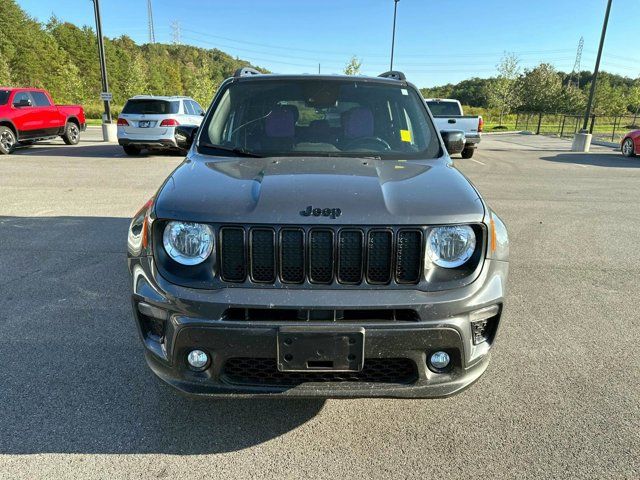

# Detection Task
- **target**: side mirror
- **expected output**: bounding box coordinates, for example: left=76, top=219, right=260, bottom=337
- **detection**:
left=440, top=130, right=465, bottom=155
left=175, top=125, right=199, bottom=151
left=199, top=111, right=205, bottom=117
left=14, top=99, right=31, bottom=108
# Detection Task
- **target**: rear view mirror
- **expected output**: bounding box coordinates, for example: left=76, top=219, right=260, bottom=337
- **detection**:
left=175, top=125, right=199, bottom=151
left=440, top=130, right=465, bottom=155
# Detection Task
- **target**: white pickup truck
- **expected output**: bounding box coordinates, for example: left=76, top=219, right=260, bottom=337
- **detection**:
left=425, top=98, right=483, bottom=159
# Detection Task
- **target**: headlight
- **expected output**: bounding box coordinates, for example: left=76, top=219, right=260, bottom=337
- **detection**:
left=163, top=221, right=214, bottom=265
left=426, top=225, right=476, bottom=268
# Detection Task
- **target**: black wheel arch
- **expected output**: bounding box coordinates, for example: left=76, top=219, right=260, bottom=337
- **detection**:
left=0, top=119, right=18, bottom=138
left=66, top=116, right=80, bottom=128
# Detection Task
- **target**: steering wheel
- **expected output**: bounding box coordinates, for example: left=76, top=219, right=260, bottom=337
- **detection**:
left=343, top=136, right=392, bottom=152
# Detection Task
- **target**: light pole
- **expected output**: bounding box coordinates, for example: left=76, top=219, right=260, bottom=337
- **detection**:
left=389, top=0, right=400, bottom=71
left=91, top=0, right=111, bottom=123
left=581, top=0, right=612, bottom=132
left=572, top=0, right=612, bottom=152
left=91, top=0, right=117, bottom=141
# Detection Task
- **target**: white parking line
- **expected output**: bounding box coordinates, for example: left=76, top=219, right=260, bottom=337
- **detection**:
left=470, top=158, right=486, bottom=165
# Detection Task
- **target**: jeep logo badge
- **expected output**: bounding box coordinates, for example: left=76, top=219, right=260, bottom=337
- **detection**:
left=300, top=206, right=342, bottom=219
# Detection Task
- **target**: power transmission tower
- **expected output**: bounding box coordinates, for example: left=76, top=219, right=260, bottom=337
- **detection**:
left=147, top=0, right=156, bottom=44
left=170, top=21, right=181, bottom=45
left=567, top=36, right=584, bottom=88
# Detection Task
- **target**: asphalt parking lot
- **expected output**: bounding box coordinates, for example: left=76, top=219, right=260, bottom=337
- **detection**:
left=0, top=129, right=638, bottom=479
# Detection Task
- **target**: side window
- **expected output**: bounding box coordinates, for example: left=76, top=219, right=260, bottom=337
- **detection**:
left=191, top=100, right=204, bottom=115
left=183, top=100, right=195, bottom=115
left=31, top=91, right=52, bottom=107
left=13, top=92, right=32, bottom=107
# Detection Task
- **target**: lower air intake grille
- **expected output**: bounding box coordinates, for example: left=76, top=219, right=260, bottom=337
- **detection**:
left=222, top=358, right=418, bottom=386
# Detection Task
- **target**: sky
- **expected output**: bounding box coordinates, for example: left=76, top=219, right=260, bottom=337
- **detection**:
left=17, top=0, right=640, bottom=87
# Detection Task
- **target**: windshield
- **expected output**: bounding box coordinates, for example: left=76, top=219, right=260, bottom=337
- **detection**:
left=199, top=79, right=440, bottom=159
left=122, top=99, right=179, bottom=115
left=0, top=90, right=10, bottom=106
left=426, top=100, right=462, bottom=116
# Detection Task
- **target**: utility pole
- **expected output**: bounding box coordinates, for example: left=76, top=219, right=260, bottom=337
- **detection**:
left=572, top=0, right=612, bottom=152
left=389, top=0, right=400, bottom=71
left=91, top=0, right=113, bottom=140
left=582, top=0, right=612, bottom=132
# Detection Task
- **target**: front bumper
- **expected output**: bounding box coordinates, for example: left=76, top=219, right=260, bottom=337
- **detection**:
left=129, top=254, right=507, bottom=398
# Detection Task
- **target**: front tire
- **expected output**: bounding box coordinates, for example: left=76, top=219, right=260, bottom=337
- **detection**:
left=0, top=126, right=17, bottom=154
left=461, top=147, right=475, bottom=159
left=621, top=138, right=636, bottom=157
left=123, top=145, right=142, bottom=156
left=62, top=122, right=80, bottom=145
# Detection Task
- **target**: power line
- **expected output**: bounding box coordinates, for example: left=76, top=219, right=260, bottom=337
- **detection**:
left=147, top=0, right=156, bottom=44
left=179, top=27, right=575, bottom=59
left=180, top=34, right=576, bottom=69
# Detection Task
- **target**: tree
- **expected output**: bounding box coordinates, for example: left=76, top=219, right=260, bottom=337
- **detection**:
left=627, top=81, right=640, bottom=126
left=590, top=77, right=627, bottom=116
left=488, top=53, right=520, bottom=125
left=344, top=56, right=362, bottom=76
left=517, top=63, right=564, bottom=113
left=0, top=55, right=11, bottom=85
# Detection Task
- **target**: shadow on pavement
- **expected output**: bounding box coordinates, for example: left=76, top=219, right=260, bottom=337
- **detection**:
left=0, top=216, right=324, bottom=454
left=540, top=152, right=640, bottom=168
left=10, top=143, right=184, bottom=159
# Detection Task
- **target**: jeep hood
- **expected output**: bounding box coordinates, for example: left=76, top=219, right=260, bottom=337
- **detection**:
left=154, top=154, right=485, bottom=225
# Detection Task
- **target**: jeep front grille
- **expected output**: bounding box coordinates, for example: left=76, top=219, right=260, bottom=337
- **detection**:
left=219, top=226, right=424, bottom=285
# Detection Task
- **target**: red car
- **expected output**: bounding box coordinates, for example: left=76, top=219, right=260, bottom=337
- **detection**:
left=621, top=130, right=640, bottom=157
left=0, top=87, right=86, bottom=154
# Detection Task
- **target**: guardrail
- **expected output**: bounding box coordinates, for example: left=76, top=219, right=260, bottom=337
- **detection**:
left=515, top=113, right=640, bottom=144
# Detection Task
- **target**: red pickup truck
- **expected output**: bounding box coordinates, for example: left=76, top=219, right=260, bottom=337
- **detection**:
left=0, top=87, right=86, bottom=154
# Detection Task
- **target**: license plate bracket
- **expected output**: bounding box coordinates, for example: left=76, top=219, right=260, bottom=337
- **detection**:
left=277, top=327, right=365, bottom=372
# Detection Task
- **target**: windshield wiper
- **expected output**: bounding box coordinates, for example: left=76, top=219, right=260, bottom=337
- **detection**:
left=199, top=143, right=264, bottom=158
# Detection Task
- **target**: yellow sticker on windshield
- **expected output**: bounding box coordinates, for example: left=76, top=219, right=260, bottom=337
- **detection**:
left=400, top=129, right=412, bottom=142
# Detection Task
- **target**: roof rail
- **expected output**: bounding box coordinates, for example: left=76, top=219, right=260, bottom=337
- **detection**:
left=234, top=67, right=262, bottom=78
left=378, top=71, right=406, bottom=81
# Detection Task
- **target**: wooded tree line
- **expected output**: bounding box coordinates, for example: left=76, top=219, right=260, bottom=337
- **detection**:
left=420, top=54, right=640, bottom=121
left=2, top=0, right=638, bottom=122
left=0, top=0, right=261, bottom=117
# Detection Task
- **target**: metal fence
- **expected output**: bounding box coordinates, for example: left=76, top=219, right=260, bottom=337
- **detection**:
left=515, top=113, right=640, bottom=144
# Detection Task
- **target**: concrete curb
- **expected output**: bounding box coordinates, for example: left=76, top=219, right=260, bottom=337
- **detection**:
left=483, top=131, right=524, bottom=135
left=591, top=139, right=620, bottom=149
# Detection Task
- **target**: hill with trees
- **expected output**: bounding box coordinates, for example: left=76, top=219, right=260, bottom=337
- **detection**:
left=420, top=55, right=640, bottom=122
left=1, top=0, right=638, bottom=123
left=0, top=0, right=263, bottom=117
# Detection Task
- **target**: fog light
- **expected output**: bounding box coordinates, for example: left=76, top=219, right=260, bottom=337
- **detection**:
left=187, top=349, right=209, bottom=369
left=429, top=351, right=450, bottom=370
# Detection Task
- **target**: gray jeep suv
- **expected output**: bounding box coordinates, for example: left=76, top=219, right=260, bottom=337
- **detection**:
left=127, top=68, right=509, bottom=398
